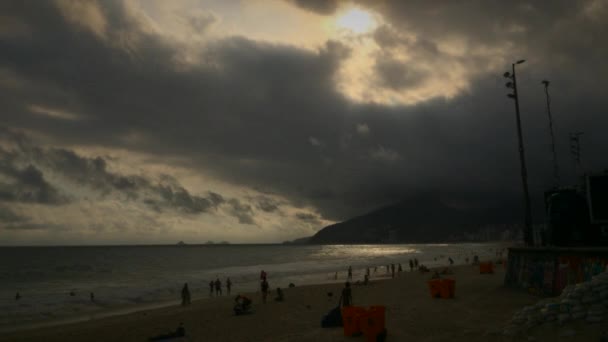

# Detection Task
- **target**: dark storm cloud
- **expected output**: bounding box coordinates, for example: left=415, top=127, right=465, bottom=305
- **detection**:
left=0, top=153, right=67, bottom=204
left=0, top=127, right=236, bottom=217
left=373, top=54, right=427, bottom=90
left=227, top=199, right=255, bottom=225
left=288, top=0, right=339, bottom=15
left=0, top=205, right=25, bottom=223
left=1, top=0, right=608, bottom=227
left=295, top=212, right=322, bottom=225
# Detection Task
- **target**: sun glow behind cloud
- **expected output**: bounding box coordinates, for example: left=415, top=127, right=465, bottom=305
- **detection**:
left=335, top=8, right=377, bottom=34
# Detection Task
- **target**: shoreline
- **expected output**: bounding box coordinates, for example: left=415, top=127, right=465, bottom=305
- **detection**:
left=0, top=263, right=557, bottom=342
left=1, top=254, right=503, bottom=335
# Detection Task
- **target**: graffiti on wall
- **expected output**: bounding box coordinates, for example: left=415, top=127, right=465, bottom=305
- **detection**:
left=505, top=250, right=608, bottom=296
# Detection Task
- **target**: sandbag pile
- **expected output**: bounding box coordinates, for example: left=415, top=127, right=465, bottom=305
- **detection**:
left=503, top=270, right=608, bottom=336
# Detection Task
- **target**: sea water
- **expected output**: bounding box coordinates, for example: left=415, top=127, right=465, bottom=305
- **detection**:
left=0, top=243, right=506, bottom=331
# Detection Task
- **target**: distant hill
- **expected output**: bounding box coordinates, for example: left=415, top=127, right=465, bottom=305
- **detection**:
left=309, top=195, right=523, bottom=244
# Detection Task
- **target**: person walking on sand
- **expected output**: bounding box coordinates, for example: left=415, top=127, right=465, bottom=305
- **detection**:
left=215, top=278, right=222, bottom=296
left=209, top=280, right=214, bottom=297
left=347, top=266, right=353, bottom=280
left=409, top=259, right=414, bottom=272
left=181, top=283, right=191, bottom=306
left=226, top=277, right=232, bottom=295
left=339, top=282, right=352, bottom=307
left=261, top=279, right=269, bottom=303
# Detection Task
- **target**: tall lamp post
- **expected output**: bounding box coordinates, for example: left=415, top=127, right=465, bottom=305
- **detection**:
left=504, top=60, right=533, bottom=246
left=541, top=80, right=560, bottom=188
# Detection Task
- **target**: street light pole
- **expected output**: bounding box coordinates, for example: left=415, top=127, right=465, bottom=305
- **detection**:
left=542, top=80, right=560, bottom=188
left=504, top=60, right=533, bottom=246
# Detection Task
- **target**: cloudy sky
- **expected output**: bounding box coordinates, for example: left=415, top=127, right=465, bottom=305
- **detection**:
left=1, top=0, right=607, bottom=245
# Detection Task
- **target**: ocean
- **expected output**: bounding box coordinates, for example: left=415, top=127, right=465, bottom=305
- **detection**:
left=0, top=243, right=506, bottom=332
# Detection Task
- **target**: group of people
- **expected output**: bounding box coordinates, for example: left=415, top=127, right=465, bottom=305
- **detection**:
left=179, top=276, right=233, bottom=306
left=209, top=277, right=232, bottom=297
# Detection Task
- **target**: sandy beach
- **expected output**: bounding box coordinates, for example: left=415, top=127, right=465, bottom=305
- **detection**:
left=1, top=265, right=604, bottom=342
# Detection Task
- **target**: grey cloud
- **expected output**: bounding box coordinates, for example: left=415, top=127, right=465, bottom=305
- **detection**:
left=1, top=0, right=607, bottom=228
left=228, top=199, right=255, bottom=225
left=288, top=0, right=339, bottom=14
left=374, top=54, right=427, bottom=90
left=295, top=212, right=322, bottom=225
left=0, top=205, right=25, bottom=223
left=253, top=196, right=282, bottom=213
left=0, top=159, right=67, bottom=204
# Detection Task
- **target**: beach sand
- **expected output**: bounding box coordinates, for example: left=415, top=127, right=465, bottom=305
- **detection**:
left=1, top=265, right=604, bottom=341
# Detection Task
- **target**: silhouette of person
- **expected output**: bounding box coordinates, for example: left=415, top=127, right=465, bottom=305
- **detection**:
left=449, top=257, right=454, bottom=266
left=15, top=292, right=21, bottom=301
left=261, top=279, right=269, bottom=303
left=90, top=292, right=95, bottom=302
left=398, top=263, right=403, bottom=272
left=209, top=280, right=214, bottom=297
left=391, top=264, right=395, bottom=278
left=215, top=278, right=222, bottom=296
left=275, top=287, right=284, bottom=302
left=226, top=277, right=232, bottom=295
left=347, top=266, right=353, bottom=280
left=414, top=258, right=419, bottom=268
left=409, top=259, right=414, bottom=272
left=334, top=271, right=338, bottom=280
left=260, top=270, right=267, bottom=281
left=339, top=282, right=352, bottom=307
left=181, top=283, right=191, bottom=306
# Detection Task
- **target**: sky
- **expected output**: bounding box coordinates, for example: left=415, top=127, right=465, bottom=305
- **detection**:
left=1, top=0, right=607, bottom=245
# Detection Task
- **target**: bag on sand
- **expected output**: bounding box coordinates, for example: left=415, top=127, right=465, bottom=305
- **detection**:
left=321, top=306, right=343, bottom=328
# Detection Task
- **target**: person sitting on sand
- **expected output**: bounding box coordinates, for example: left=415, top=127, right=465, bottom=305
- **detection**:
left=275, top=287, right=284, bottom=302
left=234, top=295, right=252, bottom=315
left=339, top=282, right=352, bottom=307
left=148, top=322, right=186, bottom=341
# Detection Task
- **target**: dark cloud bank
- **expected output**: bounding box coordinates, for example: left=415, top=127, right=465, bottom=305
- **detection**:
left=1, top=0, right=608, bottom=239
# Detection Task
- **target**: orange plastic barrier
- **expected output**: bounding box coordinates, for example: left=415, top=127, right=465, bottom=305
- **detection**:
left=440, top=279, right=456, bottom=299
left=479, top=262, right=494, bottom=274
left=341, top=306, right=366, bottom=336
left=427, top=279, right=442, bottom=298
left=359, top=306, right=386, bottom=342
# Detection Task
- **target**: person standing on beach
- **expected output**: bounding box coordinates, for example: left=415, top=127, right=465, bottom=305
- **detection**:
left=226, top=277, right=232, bottom=295
left=339, top=282, right=352, bottom=307
left=261, top=279, right=269, bottom=303
left=90, top=292, right=95, bottom=302
left=366, top=267, right=370, bottom=278
left=209, top=280, right=214, bottom=297
left=215, top=278, right=222, bottom=296
left=391, top=264, right=395, bottom=278
left=260, top=270, right=267, bottom=281
left=414, top=258, right=419, bottom=269
left=398, top=263, right=403, bottom=273
left=409, top=259, right=414, bottom=272
left=347, top=266, right=352, bottom=280
left=181, top=283, right=191, bottom=306
left=15, top=292, right=20, bottom=300
left=448, top=257, right=454, bottom=266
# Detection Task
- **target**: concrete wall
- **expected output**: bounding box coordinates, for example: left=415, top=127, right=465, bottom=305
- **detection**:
left=504, top=247, right=608, bottom=296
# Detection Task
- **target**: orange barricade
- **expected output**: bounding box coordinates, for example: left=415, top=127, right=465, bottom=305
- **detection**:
left=440, top=279, right=456, bottom=299
left=360, top=306, right=386, bottom=342
left=341, top=306, right=366, bottom=336
left=479, top=262, right=494, bottom=274
left=427, top=279, right=442, bottom=298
